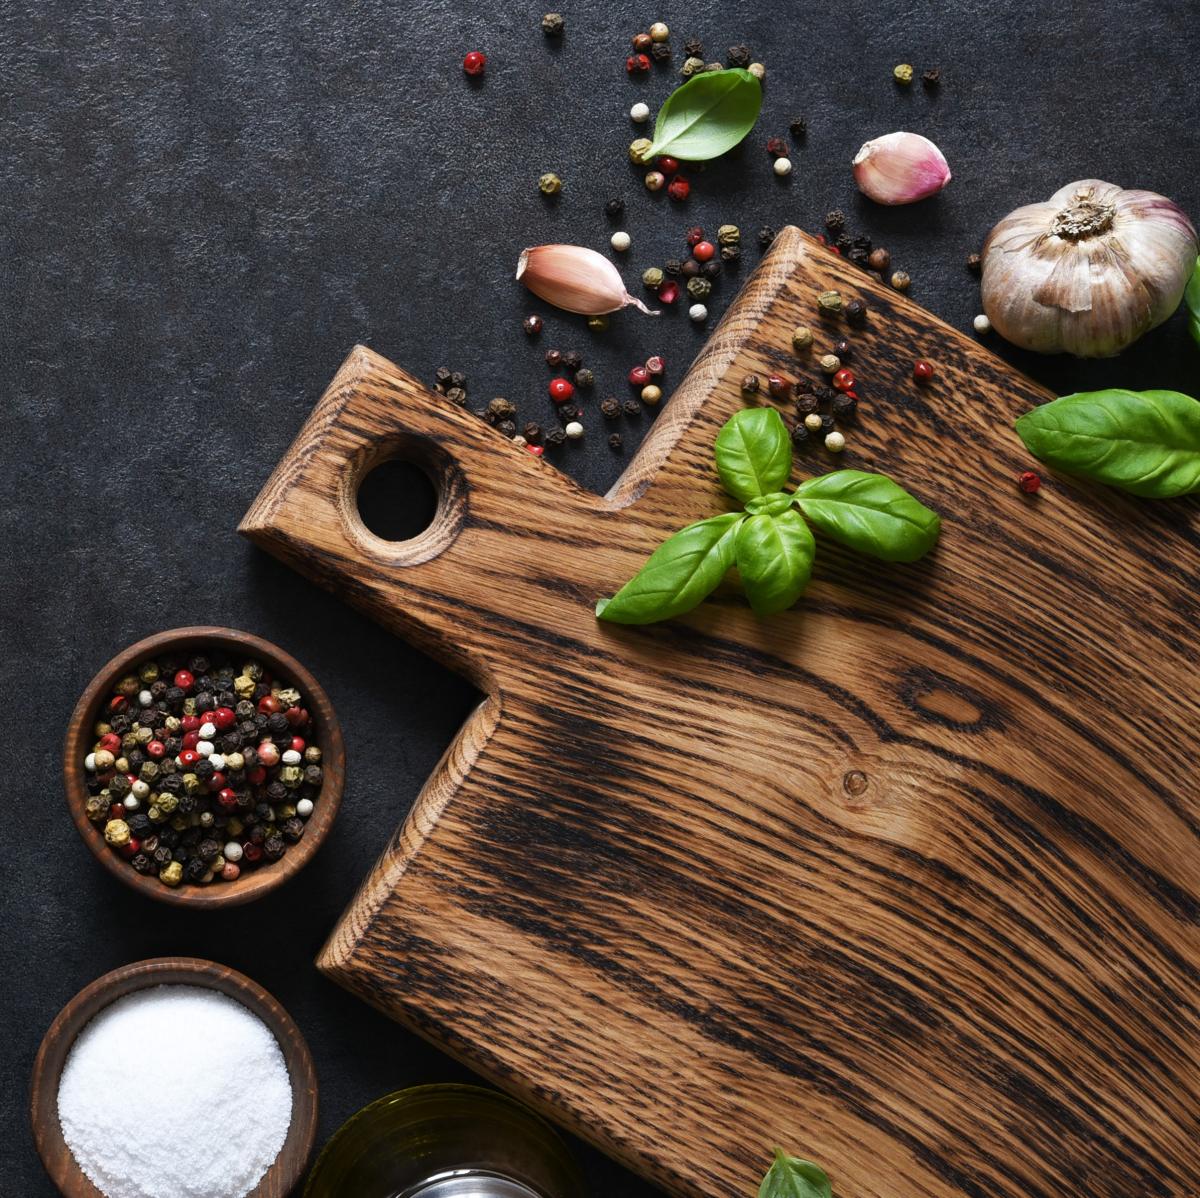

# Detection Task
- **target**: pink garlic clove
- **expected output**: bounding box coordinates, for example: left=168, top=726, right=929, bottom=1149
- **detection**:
left=516, top=244, right=659, bottom=316
left=852, top=132, right=951, bottom=205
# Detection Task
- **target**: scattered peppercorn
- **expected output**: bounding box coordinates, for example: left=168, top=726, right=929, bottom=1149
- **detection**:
left=686, top=277, right=711, bottom=300
left=835, top=232, right=854, bottom=254
left=649, top=21, right=669, bottom=42
left=824, top=210, right=845, bottom=234
left=629, top=137, right=652, bottom=163
left=891, top=270, right=911, bottom=292
left=720, top=244, right=741, bottom=262
left=748, top=62, right=765, bottom=80
left=523, top=315, right=543, bottom=336
left=562, top=350, right=583, bottom=371
left=832, top=338, right=852, bottom=361
left=605, top=198, right=626, bottom=221
left=966, top=252, right=982, bottom=273
left=574, top=367, right=595, bottom=387
left=845, top=299, right=868, bottom=326
left=758, top=226, right=777, bottom=249
left=700, top=260, right=721, bottom=280
left=608, top=433, right=624, bottom=450
left=832, top=393, right=858, bottom=424
left=789, top=116, right=807, bottom=139
left=790, top=422, right=809, bottom=446
left=664, top=258, right=682, bottom=276
left=819, top=353, right=841, bottom=374
left=632, top=32, right=653, bottom=52
left=795, top=392, right=819, bottom=416
left=627, top=53, right=651, bottom=73
left=642, top=267, right=665, bottom=289
left=644, top=170, right=665, bottom=192
left=727, top=44, right=751, bottom=67
left=486, top=397, right=517, bottom=423
left=657, top=280, right=680, bottom=304
left=84, top=650, right=323, bottom=887
left=893, top=62, right=914, bottom=84
left=767, top=374, right=789, bottom=399
left=645, top=355, right=665, bottom=375
left=817, top=290, right=844, bottom=316
left=542, top=12, right=564, bottom=35
left=680, top=55, right=705, bottom=78
left=765, top=135, right=788, bottom=157
left=792, top=326, right=813, bottom=351
left=717, top=224, right=740, bottom=247
left=922, top=67, right=941, bottom=88
left=587, top=316, right=609, bottom=332
left=667, top=176, right=690, bottom=201
left=434, top=366, right=452, bottom=390
left=545, top=348, right=562, bottom=367
left=538, top=172, right=562, bottom=196
left=741, top=374, right=760, bottom=394
left=867, top=247, right=891, bottom=274
left=600, top=397, right=621, bottom=419
left=523, top=422, right=543, bottom=444
left=913, top=359, right=935, bottom=382
left=641, top=384, right=662, bottom=405
left=463, top=51, right=487, bottom=77
left=683, top=36, right=704, bottom=56
left=545, top=427, right=567, bottom=446
left=1018, top=471, right=1042, bottom=494
left=622, top=398, right=642, bottom=417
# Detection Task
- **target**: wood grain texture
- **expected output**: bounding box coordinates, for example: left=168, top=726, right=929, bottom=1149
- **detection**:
left=240, top=227, right=1200, bottom=1198
left=30, top=957, right=318, bottom=1196
left=63, top=626, right=345, bottom=908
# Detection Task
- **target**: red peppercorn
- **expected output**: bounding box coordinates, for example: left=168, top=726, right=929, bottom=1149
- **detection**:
left=173, top=669, right=194, bottom=692
left=178, top=749, right=200, bottom=768
left=1018, top=470, right=1042, bottom=494
left=182, top=730, right=200, bottom=750
left=146, top=740, right=165, bottom=760
left=548, top=377, right=575, bottom=403
left=212, top=706, right=236, bottom=729
left=120, top=838, right=140, bottom=859
left=631, top=32, right=652, bottom=51
left=656, top=156, right=679, bottom=175
left=180, top=714, right=201, bottom=732
left=285, top=705, right=307, bottom=727
left=657, top=280, right=679, bottom=304
left=216, top=788, right=238, bottom=812
left=832, top=368, right=856, bottom=392
left=767, top=374, right=789, bottom=399
left=242, top=842, right=264, bottom=864
left=523, top=314, right=543, bottom=336
left=98, top=732, right=122, bottom=753
left=109, top=695, right=127, bottom=712
left=207, top=772, right=227, bottom=793
left=666, top=175, right=690, bottom=201
left=290, top=736, right=306, bottom=752
left=645, top=355, right=665, bottom=376
left=248, top=766, right=267, bottom=786
left=527, top=444, right=544, bottom=457
left=628, top=364, right=650, bottom=387
left=685, top=226, right=704, bottom=246
left=626, top=53, right=651, bottom=73
left=258, top=695, right=281, bottom=715
left=766, top=135, right=788, bottom=156
left=462, top=51, right=486, bottom=76
left=913, top=359, right=934, bottom=382
left=692, top=240, right=715, bottom=262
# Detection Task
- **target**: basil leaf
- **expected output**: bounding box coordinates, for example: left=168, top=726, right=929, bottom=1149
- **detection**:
left=1015, top=389, right=1200, bottom=498
left=793, top=470, right=941, bottom=562
left=735, top=511, right=815, bottom=616
left=644, top=68, right=763, bottom=162
left=596, top=512, right=743, bottom=624
left=714, top=408, right=792, bottom=502
left=745, top=491, right=794, bottom=517
left=1185, top=256, right=1200, bottom=350
left=758, top=1149, right=833, bottom=1198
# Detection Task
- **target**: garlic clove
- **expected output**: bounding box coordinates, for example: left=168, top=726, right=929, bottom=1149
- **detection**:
left=851, top=132, right=951, bottom=205
left=516, top=244, right=659, bottom=316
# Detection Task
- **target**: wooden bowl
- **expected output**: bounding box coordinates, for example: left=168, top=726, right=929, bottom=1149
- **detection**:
left=31, top=957, right=319, bottom=1197
left=64, top=626, right=345, bottom=908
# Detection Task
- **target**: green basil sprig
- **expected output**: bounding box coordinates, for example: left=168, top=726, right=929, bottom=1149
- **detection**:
left=596, top=408, right=941, bottom=624
left=1015, top=388, right=1200, bottom=498
left=643, top=68, right=763, bottom=162
left=1185, top=256, right=1199, bottom=349
left=758, top=1149, right=833, bottom=1198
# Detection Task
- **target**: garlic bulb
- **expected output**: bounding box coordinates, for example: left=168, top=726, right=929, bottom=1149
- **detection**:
left=852, top=132, right=951, bottom=205
left=516, top=244, right=658, bottom=316
left=981, top=179, right=1198, bottom=357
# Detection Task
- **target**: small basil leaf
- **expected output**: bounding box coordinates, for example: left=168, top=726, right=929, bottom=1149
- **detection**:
left=735, top=511, right=815, bottom=616
left=1185, top=256, right=1200, bottom=350
left=714, top=408, right=792, bottom=502
left=644, top=68, right=763, bottom=162
left=757, top=1149, right=833, bottom=1198
left=745, top=491, right=794, bottom=517
left=596, top=512, right=743, bottom=624
left=1015, top=388, right=1200, bottom=498
left=793, top=470, right=941, bottom=562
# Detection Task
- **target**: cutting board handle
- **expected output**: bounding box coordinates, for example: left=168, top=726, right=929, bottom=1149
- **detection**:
left=240, top=345, right=605, bottom=686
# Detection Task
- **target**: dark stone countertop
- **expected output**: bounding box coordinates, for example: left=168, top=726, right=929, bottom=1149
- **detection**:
left=2, top=2, right=1196, bottom=1194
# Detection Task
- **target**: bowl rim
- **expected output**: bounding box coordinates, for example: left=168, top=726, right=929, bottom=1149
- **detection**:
left=63, top=625, right=345, bottom=908
left=30, top=956, right=319, bottom=1198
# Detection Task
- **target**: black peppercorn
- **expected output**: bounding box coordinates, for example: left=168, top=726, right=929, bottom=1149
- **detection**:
left=281, top=817, right=305, bottom=843
left=966, top=252, right=982, bottom=273
left=184, top=857, right=209, bottom=883
left=131, top=853, right=154, bottom=875
left=622, top=398, right=642, bottom=417
left=439, top=385, right=463, bottom=406
left=267, top=712, right=289, bottom=736
left=790, top=422, right=809, bottom=445
left=562, top=350, right=583, bottom=371
left=683, top=36, right=703, bottom=57
left=845, top=299, right=868, bottom=326
left=608, top=433, right=623, bottom=449
left=574, top=367, right=594, bottom=388
left=795, top=393, right=819, bottom=416
left=188, top=655, right=210, bottom=676
left=851, top=234, right=872, bottom=252
left=198, top=837, right=221, bottom=862
left=680, top=258, right=701, bottom=279
left=152, top=845, right=174, bottom=869
left=720, top=244, right=741, bottom=262
left=195, top=692, right=214, bottom=713
left=922, top=67, right=941, bottom=87
left=544, top=427, right=567, bottom=446
left=825, top=210, right=845, bottom=233
left=303, top=764, right=323, bottom=787
left=832, top=393, right=858, bottom=424
left=795, top=376, right=814, bottom=394
left=600, top=397, right=621, bottom=419
left=833, top=338, right=852, bottom=361
left=434, top=366, right=452, bottom=390
left=449, top=371, right=467, bottom=389
left=523, top=422, right=543, bottom=444
left=604, top=198, right=626, bottom=222
left=835, top=233, right=854, bottom=254
left=727, top=44, right=751, bottom=67
left=650, top=42, right=670, bottom=63
left=663, top=258, right=682, bottom=276
left=815, top=384, right=837, bottom=404
left=789, top=116, right=807, bottom=139
left=819, top=413, right=836, bottom=434
left=544, top=349, right=562, bottom=367
left=194, top=759, right=214, bottom=781
left=264, top=834, right=285, bottom=861
left=741, top=374, right=759, bottom=394
left=701, top=260, right=721, bottom=279
left=758, top=226, right=777, bottom=249
left=847, top=248, right=870, bottom=270
left=498, top=420, right=517, bottom=437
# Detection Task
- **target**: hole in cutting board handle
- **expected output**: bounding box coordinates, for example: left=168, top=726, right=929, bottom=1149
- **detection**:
left=347, top=433, right=467, bottom=565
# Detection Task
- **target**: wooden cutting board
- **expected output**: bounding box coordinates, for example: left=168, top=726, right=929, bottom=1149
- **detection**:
left=240, top=227, right=1200, bottom=1198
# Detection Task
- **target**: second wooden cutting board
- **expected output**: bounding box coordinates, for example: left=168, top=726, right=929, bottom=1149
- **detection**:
left=241, top=228, right=1200, bottom=1198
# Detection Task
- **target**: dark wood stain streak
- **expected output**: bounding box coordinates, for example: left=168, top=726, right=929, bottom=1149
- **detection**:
left=239, top=229, right=1200, bottom=1198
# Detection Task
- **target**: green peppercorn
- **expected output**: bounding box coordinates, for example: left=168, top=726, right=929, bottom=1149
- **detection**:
left=720, top=244, right=741, bottom=262
left=717, top=224, right=740, bottom=246
left=86, top=796, right=111, bottom=823
left=893, top=62, right=914, bottom=84
left=279, top=765, right=303, bottom=789
left=538, top=172, right=562, bottom=196
left=680, top=56, right=705, bottom=77
left=234, top=674, right=255, bottom=699
left=703, top=61, right=723, bottom=72
left=686, top=277, right=711, bottom=300
left=792, top=326, right=813, bottom=351
left=159, top=861, right=184, bottom=887
left=116, top=674, right=139, bottom=697
left=642, top=267, right=665, bottom=289
left=585, top=317, right=608, bottom=333
left=629, top=138, right=652, bottom=163
left=104, top=819, right=131, bottom=847
left=541, top=12, right=564, bottom=35
left=138, top=662, right=159, bottom=684
left=817, top=290, right=844, bottom=316
left=303, top=746, right=322, bottom=764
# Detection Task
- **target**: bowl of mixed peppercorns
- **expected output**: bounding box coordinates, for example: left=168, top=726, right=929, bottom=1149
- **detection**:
left=65, top=627, right=344, bottom=907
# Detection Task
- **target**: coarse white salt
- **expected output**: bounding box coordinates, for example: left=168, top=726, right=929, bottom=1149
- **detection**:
left=57, top=984, right=292, bottom=1198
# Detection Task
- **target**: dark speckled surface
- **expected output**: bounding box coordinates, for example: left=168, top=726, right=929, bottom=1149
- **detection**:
left=2, top=3, right=1197, bottom=1195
